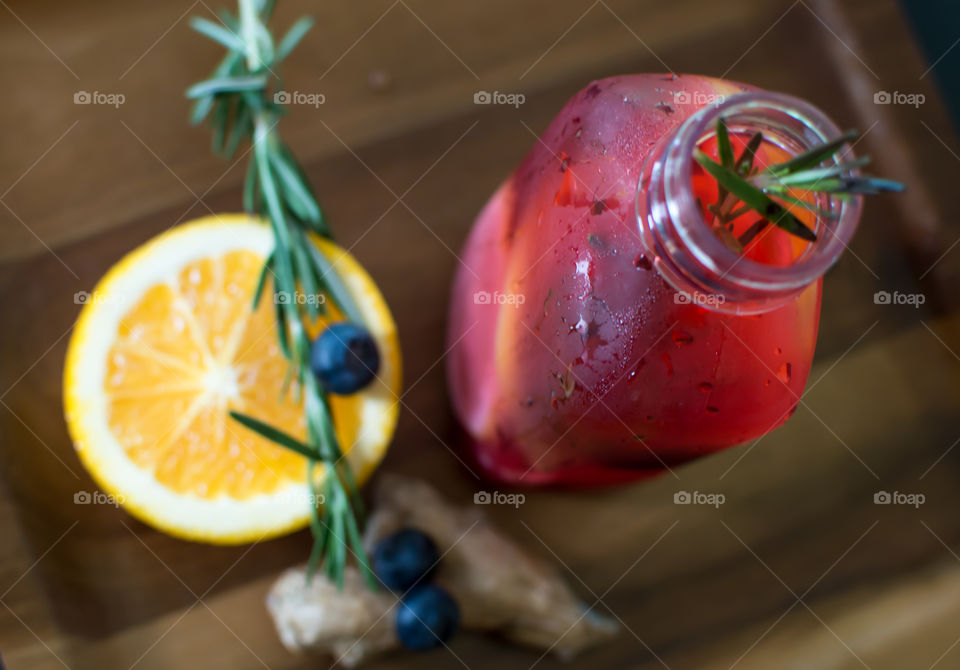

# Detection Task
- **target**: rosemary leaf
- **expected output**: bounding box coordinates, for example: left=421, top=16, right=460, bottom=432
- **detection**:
left=189, top=16, right=245, bottom=51
left=305, top=460, right=330, bottom=582
left=224, top=100, right=251, bottom=159
left=303, top=377, right=333, bottom=457
left=276, top=17, right=314, bottom=62
left=292, top=227, right=329, bottom=317
left=256, top=138, right=302, bottom=348
left=695, top=150, right=817, bottom=242
left=734, top=132, right=763, bottom=176
left=714, top=224, right=744, bottom=254
left=273, top=294, right=291, bottom=359
left=314, top=388, right=364, bottom=516
left=260, top=0, right=277, bottom=20
left=228, top=410, right=320, bottom=459
left=191, top=95, right=217, bottom=126
left=765, top=129, right=858, bottom=176
left=773, top=193, right=839, bottom=220
left=330, top=496, right=347, bottom=589
left=344, top=499, right=378, bottom=589
left=769, top=157, right=871, bottom=187
left=713, top=119, right=733, bottom=213
left=337, top=457, right=365, bottom=524
left=186, top=74, right=268, bottom=99
left=290, top=229, right=323, bottom=321
left=217, top=8, right=239, bottom=30
left=716, top=119, right=734, bottom=168
left=211, top=98, right=230, bottom=155
left=190, top=52, right=242, bottom=125
left=831, top=177, right=905, bottom=194
left=243, top=155, right=258, bottom=212
left=850, top=177, right=905, bottom=193
left=251, top=251, right=273, bottom=309
left=737, top=220, right=768, bottom=247
left=303, top=241, right=366, bottom=326
left=269, top=150, right=323, bottom=224
left=304, top=514, right=327, bottom=584
left=253, top=21, right=276, bottom=64
left=278, top=142, right=330, bottom=236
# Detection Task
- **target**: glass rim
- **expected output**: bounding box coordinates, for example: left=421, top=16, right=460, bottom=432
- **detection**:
left=662, top=90, right=863, bottom=292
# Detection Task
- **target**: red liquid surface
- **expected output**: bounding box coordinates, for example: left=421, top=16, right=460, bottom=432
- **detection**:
left=447, top=75, right=820, bottom=487
left=694, top=134, right=813, bottom=267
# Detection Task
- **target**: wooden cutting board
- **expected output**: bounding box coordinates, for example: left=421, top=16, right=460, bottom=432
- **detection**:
left=2, top=0, right=960, bottom=667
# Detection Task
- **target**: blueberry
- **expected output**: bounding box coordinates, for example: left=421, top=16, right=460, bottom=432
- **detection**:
left=396, top=584, right=460, bottom=651
left=373, top=528, right=440, bottom=592
left=309, top=322, right=380, bottom=395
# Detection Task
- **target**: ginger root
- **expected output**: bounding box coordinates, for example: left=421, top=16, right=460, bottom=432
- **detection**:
left=267, top=475, right=617, bottom=666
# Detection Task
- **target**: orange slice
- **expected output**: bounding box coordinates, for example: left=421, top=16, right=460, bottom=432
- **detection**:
left=64, top=215, right=401, bottom=543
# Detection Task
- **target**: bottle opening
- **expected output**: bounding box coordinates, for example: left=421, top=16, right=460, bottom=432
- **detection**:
left=637, top=91, right=863, bottom=314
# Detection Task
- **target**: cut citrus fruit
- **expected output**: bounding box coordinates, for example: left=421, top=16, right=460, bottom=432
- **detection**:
left=63, top=215, right=401, bottom=544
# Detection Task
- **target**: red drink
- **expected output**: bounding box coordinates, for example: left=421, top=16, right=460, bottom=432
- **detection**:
left=447, top=75, right=861, bottom=486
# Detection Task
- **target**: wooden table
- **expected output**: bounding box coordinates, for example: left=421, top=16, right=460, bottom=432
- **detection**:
left=3, top=0, right=960, bottom=667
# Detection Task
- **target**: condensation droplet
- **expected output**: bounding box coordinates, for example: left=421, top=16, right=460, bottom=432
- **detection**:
left=627, top=358, right=646, bottom=383
left=660, top=352, right=673, bottom=376
left=634, top=254, right=652, bottom=271
left=777, top=362, right=792, bottom=383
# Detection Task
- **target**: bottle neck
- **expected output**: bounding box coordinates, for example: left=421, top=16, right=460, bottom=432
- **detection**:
left=635, top=91, right=863, bottom=315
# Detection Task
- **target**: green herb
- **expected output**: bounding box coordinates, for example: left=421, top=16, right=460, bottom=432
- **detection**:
left=187, top=0, right=373, bottom=589
left=696, top=150, right=818, bottom=242
left=734, top=132, right=763, bottom=176
left=695, top=120, right=904, bottom=250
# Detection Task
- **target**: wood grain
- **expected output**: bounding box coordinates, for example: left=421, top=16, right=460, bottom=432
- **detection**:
left=2, top=0, right=960, bottom=668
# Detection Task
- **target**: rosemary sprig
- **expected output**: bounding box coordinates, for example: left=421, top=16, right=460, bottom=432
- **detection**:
left=698, top=151, right=818, bottom=242
left=186, top=0, right=373, bottom=589
left=694, top=119, right=904, bottom=249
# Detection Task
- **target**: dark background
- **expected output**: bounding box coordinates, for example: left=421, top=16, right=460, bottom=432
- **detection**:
left=904, top=0, right=960, bottom=130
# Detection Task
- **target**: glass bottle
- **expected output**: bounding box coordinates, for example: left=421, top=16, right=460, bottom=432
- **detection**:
left=447, top=75, right=861, bottom=487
